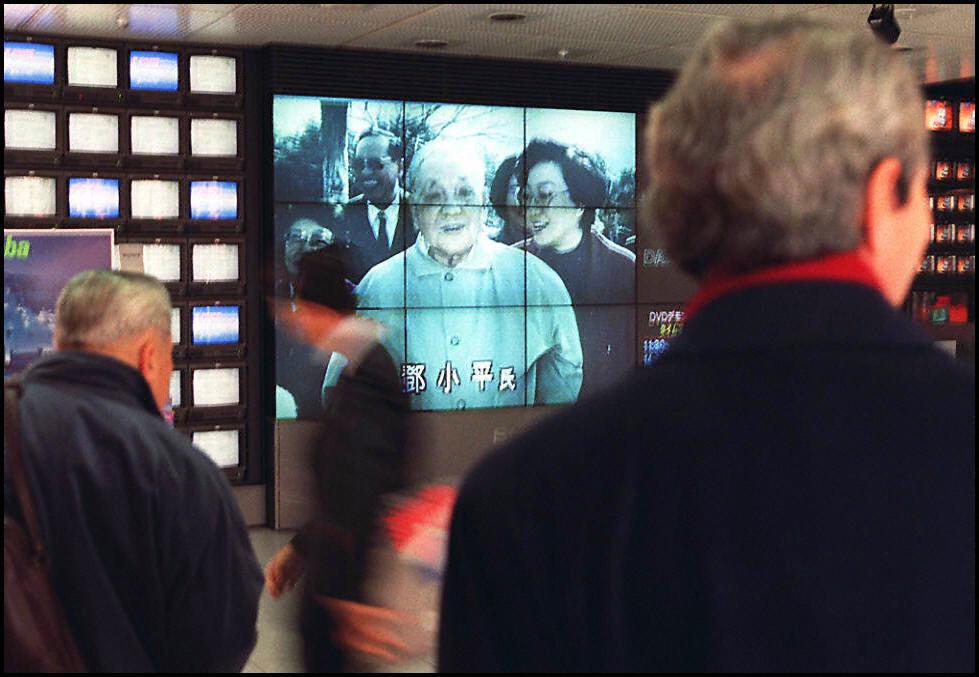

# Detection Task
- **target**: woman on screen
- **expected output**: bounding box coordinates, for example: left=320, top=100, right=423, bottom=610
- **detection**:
left=489, top=155, right=524, bottom=245
left=515, top=138, right=635, bottom=304
left=515, top=139, right=637, bottom=397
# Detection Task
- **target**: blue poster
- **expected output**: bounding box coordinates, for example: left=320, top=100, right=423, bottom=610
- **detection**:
left=4, top=229, right=114, bottom=377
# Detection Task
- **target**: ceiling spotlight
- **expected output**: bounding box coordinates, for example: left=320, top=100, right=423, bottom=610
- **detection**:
left=867, top=4, right=901, bottom=45
left=489, top=12, right=527, bottom=22
left=414, top=39, right=449, bottom=50
left=116, top=15, right=129, bottom=30
left=557, top=48, right=570, bottom=59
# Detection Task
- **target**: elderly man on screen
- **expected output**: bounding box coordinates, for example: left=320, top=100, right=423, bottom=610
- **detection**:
left=323, top=138, right=582, bottom=411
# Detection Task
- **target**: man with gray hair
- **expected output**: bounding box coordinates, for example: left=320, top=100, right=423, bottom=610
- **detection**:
left=439, top=17, right=974, bottom=672
left=5, top=270, right=263, bottom=672
left=326, top=137, right=583, bottom=411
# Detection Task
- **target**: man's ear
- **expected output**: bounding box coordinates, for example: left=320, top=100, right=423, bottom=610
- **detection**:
left=861, top=157, right=905, bottom=252
left=135, top=331, right=158, bottom=380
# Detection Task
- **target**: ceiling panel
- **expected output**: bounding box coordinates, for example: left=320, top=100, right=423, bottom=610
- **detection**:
left=22, top=3, right=233, bottom=41
left=621, top=4, right=832, bottom=19
left=3, top=4, right=43, bottom=28
left=188, top=3, right=440, bottom=46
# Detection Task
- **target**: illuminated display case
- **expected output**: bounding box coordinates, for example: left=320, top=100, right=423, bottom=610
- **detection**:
left=912, top=77, right=975, bottom=361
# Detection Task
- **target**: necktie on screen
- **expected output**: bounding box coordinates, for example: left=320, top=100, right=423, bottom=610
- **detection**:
left=377, top=211, right=389, bottom=251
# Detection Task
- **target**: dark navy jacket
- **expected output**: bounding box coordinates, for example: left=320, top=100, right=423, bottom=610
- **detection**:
left=8, top=352, right=264, bottom=672
left=439, top=281, right=975, bottom=672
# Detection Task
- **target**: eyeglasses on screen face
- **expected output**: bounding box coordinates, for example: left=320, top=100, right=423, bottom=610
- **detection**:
left=517, top=187, right=571, bottom=208
left=352, top=157, right=394, bottom=172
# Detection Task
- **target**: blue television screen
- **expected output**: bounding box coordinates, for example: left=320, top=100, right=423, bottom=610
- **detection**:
left=4, top=42, right=55, bottom=84
left=191, top=305, right=240, bottom=345
left=68, top=178, right=120, bottom=219
left=190, top=181, right=238, bottom=220
left=130, top=50, right=178, bottom=91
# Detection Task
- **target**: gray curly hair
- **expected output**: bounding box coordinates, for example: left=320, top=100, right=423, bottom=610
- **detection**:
left=644, top=17, right=929, bottom=277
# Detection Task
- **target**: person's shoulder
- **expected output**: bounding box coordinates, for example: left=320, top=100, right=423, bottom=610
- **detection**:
left=593, top=231, right=636, bottom=262
left=346, top=194, right=368, bottom=205
left=459, top=371, right=656, bottom=508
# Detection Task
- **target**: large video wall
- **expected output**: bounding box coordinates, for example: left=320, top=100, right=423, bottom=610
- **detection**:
left=272, top=96, right=640, bottom=415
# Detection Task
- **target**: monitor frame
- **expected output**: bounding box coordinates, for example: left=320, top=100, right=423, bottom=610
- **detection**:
left=185, top=49, right=243, bottom=110
left=187, top=361, right=247, bottom=422
left=127, top=110, right=186, bottom=170
left=170, top=301, right=188, bottom=360
left=63, top=42, right=126, bottom=106
left=115, top=234, right=188, bottom=296
left=3, top=170, right=62, bottom=225
left=187, top=299, right=246, bottom=360
left=63, top=172, right=126, bottom=226
left=181, top=423, right=246, bottom=481
left=4, top=38, right=61, bottom=101
left=169, top=364, right=188, bottom=424
left=187, top=237, right=246, bottom=296
left=186, top=175, right=244, bottom=234
left=127, top=46, right=183, bottom=107
left=126, top=173, right=185, bottom=233
left=63, top=105, right=126, bottom=168
left=3, top=103, right=62, bottom=165
left=187, top=112, right=244, bottom=171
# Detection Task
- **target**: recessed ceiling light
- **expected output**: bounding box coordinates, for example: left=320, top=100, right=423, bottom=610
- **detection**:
left=489, top=12, right=527, bottom=22
left=414, top=39, right=449, bottom=49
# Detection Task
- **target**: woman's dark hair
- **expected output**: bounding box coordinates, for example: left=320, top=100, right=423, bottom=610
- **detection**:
left=295, top=244, right=356, bottom=313
left=518, top=138, right=609, bottom=230
left=489, top=155, right=519, bottom=221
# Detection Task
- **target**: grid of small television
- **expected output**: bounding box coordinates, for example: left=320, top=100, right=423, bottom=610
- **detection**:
left=4, top=38, right=247, bottom=477
left=912, top=97, right=976, bottom=327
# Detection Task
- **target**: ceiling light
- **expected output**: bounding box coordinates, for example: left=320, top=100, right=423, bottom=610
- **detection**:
left=867, top=4, right=901, bottom=45
left=489, top=12, right=527, bottom=22
left=414, top=39, right=449, bottom=50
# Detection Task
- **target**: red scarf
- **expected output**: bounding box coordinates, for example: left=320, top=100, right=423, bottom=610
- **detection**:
left=684, top=251, right=883, bottom=320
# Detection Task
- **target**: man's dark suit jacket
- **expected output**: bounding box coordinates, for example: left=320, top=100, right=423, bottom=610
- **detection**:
left=337, top=196, right=414, bottom=283
left=439, top=281, right=975, bottom=672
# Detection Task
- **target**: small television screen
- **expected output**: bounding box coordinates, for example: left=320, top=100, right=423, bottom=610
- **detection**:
left=925, top=100, right=954, bottom=131
left=68, top=178, right=120, bottom=218
left=141, top=243, right=181, bottom=282
left=192, top=428, right=240, bottom=468
left=935, top=161, right=954, bottom=181
left=935, top=194, right=955, bottom=212
left=960, top=102, right=976, bottom=133
left=190, top=118, right=238, bottom=157
left=5, top=176, right=57, bottom=217
left=4, top=109, right=57, bottom=151
left=130, top=115, right=180, bottom=156
left=956, top=162, right=973, bottom=182
left=67, top=46, right=118, bottom=88
left=191, top=305, right=240, bottom=345
left=170, top=370, right=182, bottom=408
left=171, top=307, right=181, bottom=344
left=131, top=179, right=179, bottom=220
left=68, top=113, right=119, bottom=153
left=129, top=50, right=178, bottom=91
left=4, top=42, right=55, bottom=85
left=958, top=193, right=975, bottom=212
left=190, top=180, right=238, bottom=220
left=189, top=55, right=237, bottom=94
left=191, top=243, right=239, bottom=283
left=192, top=367, right=240, bottom=407
left=956, top=224, right=975, bottom=244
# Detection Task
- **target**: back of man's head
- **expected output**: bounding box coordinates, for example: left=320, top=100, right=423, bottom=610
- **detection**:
left=645, top=17, right=928, bottom=277
left=55, top=270, right=171, bottom=350
left=294, top=243, right=356, bottom=313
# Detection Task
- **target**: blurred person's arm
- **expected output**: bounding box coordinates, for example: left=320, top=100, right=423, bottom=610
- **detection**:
left=158, top=454, right=264, bottom=672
